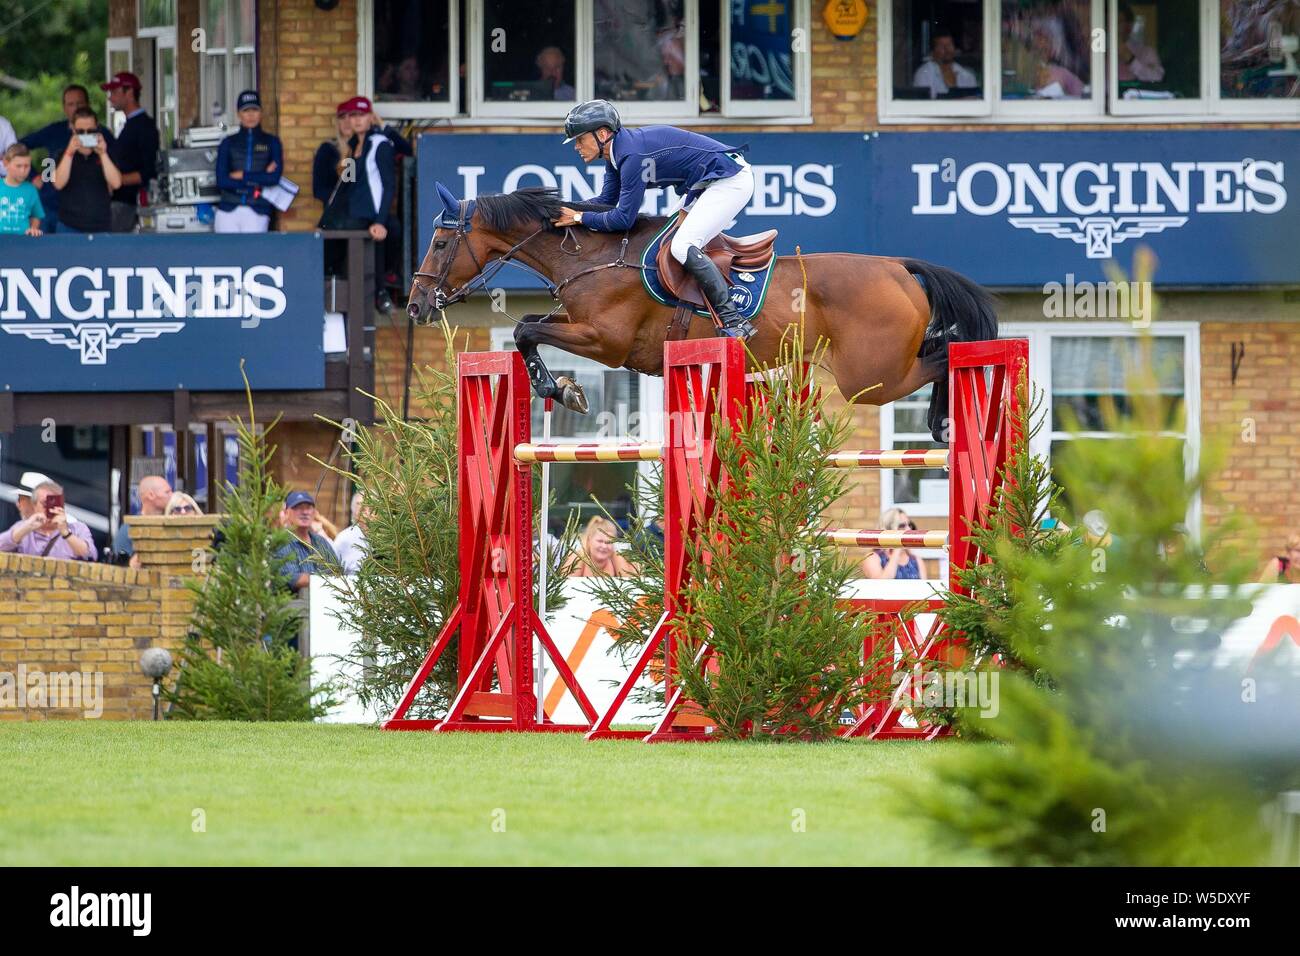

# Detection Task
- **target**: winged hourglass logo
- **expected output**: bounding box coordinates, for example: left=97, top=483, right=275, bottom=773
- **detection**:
left=1007, top=216, right=1188, bottom=259
left=1, top=322, right=186, bottom=364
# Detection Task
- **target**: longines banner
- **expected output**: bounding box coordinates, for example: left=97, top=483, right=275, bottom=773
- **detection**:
left=419, top=130, right=1299, bottom=288
left=0, top=234, right=324, bottom=392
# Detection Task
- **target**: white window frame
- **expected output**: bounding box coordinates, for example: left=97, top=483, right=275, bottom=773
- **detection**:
left=365, top=0, right=811, bottom=123
left=199, top=0, right=258, bottom=127
left=1000, top=320, right=1201, bottom=534
left=137, top=0, right=177, bottom=39
left=471, top=0, right=591, bottom=119
left=720, top=0, right=812, bottom=118
left=993, top=0, right=1105, bottom=120
left=358, top=0, right=460, bottom=120
left=589, top=0, right=699, bottom=121
left=878, top=0, right=993, bottom=120
left=106, top=37, right=134, bottom=134
left=882, top=0, right=1300, bottom=124
left=154, top=31, right=180, bottom=146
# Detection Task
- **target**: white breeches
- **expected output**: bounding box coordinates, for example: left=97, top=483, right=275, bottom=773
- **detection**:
left=668, top=159, right=755, bottom=264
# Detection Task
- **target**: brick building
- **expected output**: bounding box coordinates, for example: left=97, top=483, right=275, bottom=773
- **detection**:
left=32, top=0, right=1300, bottom=576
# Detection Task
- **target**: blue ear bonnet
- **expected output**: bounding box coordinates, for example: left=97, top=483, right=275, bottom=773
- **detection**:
left=433, top=181, right=474, bottom=230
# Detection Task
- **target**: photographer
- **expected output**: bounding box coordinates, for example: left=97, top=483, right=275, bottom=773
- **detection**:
left=54, top=107, right=122, bottom=234
left=0, top=481, right=95, bottom=561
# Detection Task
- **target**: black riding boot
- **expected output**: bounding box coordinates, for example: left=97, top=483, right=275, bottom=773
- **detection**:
left=683, top=246, right=756, bottom=341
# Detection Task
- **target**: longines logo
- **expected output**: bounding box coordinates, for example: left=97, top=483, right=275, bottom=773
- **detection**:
left=0, top=265, right=288, bottom=365
left=911, top=159, right=1287, bottom=259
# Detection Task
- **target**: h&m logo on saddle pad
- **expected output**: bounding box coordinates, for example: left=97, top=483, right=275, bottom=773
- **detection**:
left=640, top=220, right=774, bottom=321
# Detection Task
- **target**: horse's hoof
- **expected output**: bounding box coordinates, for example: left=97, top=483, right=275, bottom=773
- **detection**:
left=555, top=376, right=589, bottom=414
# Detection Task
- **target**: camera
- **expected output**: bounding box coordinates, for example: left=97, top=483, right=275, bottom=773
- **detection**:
left=77, top=133, right=98, bottom=148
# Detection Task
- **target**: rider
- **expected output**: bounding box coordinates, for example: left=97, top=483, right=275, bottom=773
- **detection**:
left=553, top=100, right=757, bottom=340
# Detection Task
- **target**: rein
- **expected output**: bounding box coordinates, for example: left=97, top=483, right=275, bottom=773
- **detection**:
left=411, top=201, right=644, bottom=325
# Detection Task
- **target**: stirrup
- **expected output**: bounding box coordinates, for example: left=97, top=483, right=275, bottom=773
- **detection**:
left=716, top=314, right=756, bottom=341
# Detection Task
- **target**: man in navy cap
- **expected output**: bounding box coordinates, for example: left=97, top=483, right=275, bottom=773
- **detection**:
left=214, top=90, right=283, bottom=233
left=101, top=72, right=159, bottom=232
left=275, top=490, right=339, bottom=593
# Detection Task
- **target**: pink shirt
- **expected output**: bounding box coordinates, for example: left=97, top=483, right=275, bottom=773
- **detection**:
left=0, top=519, right=97, bottom=561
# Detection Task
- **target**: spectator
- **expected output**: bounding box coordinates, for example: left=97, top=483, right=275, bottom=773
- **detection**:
left=164, top=492, right=203, bottom=516
left=0, top=481, right=95, bottom=561
left=913, top=32, right=978, bottom=98
left=1260, top=532, right=1300, bottom=583
left=54, top=107, right=122, bottom=234
left=1030, top=21, right=1085, bottom=98
left=861, top=508, right=929, bottom=580
left=13, top=472, right=52, bottom=522
left=314, top=96, right=396, bottom=313
left=113, top=474, right=172, bottom=568
left=535, top=46, right=576, bottom=100
left=275, top=490, right=340, bottom=593
left=332, top=492, right=369, bottom=574
left=0, top=145, right=44, bottom=236
left=1117, top=3, right=1165, bottom=83
left=0, top=111, right=15, bottom=177
left=101, top=72, right=159, bottom=232
left=214, top=90, right=283, bottom=234
left=561, top=516, right=637, bottom=578
left=18, top=84, right=112, bottom=233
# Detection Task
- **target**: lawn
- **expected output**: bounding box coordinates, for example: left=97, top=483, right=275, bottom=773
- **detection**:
left=0, top=723, right=987, bottom=866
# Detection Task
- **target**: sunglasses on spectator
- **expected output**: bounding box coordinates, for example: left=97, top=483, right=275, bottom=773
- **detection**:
left=172, top=505, right=197, bottom=514
left=896, top=521, right=917, bottom=530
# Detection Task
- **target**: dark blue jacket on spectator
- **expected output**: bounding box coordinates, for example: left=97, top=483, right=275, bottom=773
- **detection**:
left=583, top=126, right=745, bottom=233
left=20, top=119, right=114, bottom=229
left=216, top=124, right=283, bottom=216
left=107, top=109, right=160, bottom=206
left=313, top=129, right=395, bottom=227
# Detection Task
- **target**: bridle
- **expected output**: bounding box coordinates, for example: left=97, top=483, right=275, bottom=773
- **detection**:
left=408, top=197, right=644, bottom=325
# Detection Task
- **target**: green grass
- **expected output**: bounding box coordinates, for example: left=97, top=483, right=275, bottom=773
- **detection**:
left=0, top=723, right=988, bottom=866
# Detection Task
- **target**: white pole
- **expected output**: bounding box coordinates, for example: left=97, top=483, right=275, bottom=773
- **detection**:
left=537, top=398, right=553, bottom=723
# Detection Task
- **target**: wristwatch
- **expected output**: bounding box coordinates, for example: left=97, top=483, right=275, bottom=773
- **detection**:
left=60, top=530, right=72, bottom=540
left=573, top=211, right=584, bottom=224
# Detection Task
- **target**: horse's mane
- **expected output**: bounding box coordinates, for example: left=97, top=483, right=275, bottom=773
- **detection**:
left=475, top=187, right=659, bottom=234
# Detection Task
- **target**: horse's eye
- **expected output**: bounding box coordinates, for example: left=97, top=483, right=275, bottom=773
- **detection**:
left=434, top=240, right=447, bottom=250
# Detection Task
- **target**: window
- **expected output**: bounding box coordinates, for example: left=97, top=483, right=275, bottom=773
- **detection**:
left=998, top=322, right=1200, bottom=529
left=595, top=0, right=696, bottom=117
left=477, top=0, right=581, bottom=116
left=370, top=0, right=457, bottom=113
left=105, top=38, right=133, bottom=135
left=880, top=322, right=1199, bottom=534
left=139, top=0, right=176, bottom=36
left=200, top=0, right=257, bottom=127
left=362, top=1, right=809, bottom=121
left=156, top=37, right=179, bottom=146
left=882, top=1, right=1300, bottom=122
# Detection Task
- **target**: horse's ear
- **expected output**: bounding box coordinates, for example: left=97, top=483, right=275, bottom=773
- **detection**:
left=435, top=181, right=460, bottom=213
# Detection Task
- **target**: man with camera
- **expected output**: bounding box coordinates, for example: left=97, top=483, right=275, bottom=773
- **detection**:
left=54, top=107, right=123, bottom=234
left=0, top=481, right=95, bottom=561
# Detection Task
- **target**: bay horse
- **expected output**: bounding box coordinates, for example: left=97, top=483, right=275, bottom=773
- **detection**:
left=408, top=185, right=997, bottom=441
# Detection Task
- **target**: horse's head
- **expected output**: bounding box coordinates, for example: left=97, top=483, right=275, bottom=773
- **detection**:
left=408, top=181, right=489, bottom=324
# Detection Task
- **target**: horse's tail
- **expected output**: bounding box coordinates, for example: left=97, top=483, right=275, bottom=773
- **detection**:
left=900, top=258, right=999, bottom=442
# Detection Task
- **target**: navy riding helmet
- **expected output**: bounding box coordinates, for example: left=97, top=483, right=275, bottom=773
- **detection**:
left=563, top=100, right=621, bottom=144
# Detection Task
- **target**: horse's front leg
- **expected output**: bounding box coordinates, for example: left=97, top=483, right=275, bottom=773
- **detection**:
left=515, top=314, right=562, bottom=402
left=513, top=314, right=608, bottom=414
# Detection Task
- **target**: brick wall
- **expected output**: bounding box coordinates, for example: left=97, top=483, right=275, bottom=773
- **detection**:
left=1201, top=321, right=1300, bottom=572
left=0, top=516, right=218, bottom=721
left=261, top=0, right=359, bottom=232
